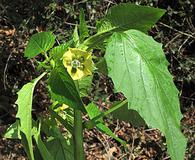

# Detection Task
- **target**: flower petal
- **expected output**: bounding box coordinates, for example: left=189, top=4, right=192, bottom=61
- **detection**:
left=62, top=48, right=94, bottom=80
left=71, top=68, right=85, bottom=80
left=62, top=49, right=73, bottom=68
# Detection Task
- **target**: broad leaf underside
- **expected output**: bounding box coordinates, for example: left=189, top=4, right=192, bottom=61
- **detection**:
left=105, top=30, right=186, bottom=160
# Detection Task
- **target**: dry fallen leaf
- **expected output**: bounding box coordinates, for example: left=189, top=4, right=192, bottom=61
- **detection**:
left=0, top=28, right=15, bottom=36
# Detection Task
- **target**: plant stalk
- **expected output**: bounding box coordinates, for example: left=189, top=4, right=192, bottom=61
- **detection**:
left=84, top=99, right=128, bottom=129
left=73, top=109, right=85, bottom=160
left=73, top=80, right=85, bottom=160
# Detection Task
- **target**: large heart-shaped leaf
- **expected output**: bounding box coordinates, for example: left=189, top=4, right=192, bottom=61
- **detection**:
left=105, top=30, right=186, bottom=160
left=16, top=72, right=46, bottom=160
left=25, top=32, right=56, bottom=58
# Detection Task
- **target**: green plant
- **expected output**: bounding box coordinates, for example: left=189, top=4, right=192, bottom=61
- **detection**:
left=4, top=3, right=187, bottom=160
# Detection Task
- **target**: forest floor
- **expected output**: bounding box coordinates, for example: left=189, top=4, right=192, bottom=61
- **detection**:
left=0, top=0, right=194, bottom=159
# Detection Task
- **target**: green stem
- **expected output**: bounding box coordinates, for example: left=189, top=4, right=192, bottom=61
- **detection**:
left=84, top=99, right=128, bottom=129
left=73, top=109, right=85, bottom=160
left=43, top=52, right=49, bottom=61
left=73, top=81, right=85, bottom=160
left=101, top=99, right=128, bottom=117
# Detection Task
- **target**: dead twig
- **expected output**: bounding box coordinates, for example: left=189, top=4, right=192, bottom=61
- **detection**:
left=158, top=22, right=195, bottom=39
left=3, top=52, right=12, bottom=90
left=129, top=133, right=135, bottom=160
left=64, top=22, right=96, bottom=29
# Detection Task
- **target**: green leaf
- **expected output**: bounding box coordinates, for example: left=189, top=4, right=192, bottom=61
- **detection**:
left=16, top=72, right=46, bottom=160
left=34, top=123, right=54, bottom=160
left=49, top=109, right=73, bottom=133
left=40, top=116, right=61, bottom=138
left=35, top=115, right=73, bottom=160
left=39, top=118, right=74, bottom=160
left=95, top=57, right=108, bottom=75
left=79, top=9, right=89, bottom=42
left=78, top=76, right=93, bottom=97
left=25, top=32, right=56, bottom=58
left=48, top=66, right=85, bottom=112
left=45, top=138, right=74, bottom=160
left=73, top=25, right=80, bottom=47
left=86, top=103, right=126, bottom=145
left=105, top=30, right=186, bottom=160
left=83, top=3, right=165, bottom=49
left=50, top=43, right=69, bottom=64
left=98, top=3, right=165, bottom=33
left=111, top=101, right=146, bottom=127
left=3, top=120, right=21, bottom=139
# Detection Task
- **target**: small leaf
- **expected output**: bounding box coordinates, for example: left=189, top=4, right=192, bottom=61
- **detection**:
left=16, top=72, right=46, bottom=160
left=73, top=25, right=80, bottom=47
left=79, top=9, right=89, bottom=42
left=25, top=32, right=56, bottom=58
left=105, top=30, right=186, bottom=160
left=48, top=66, right=85, bottom=112
left=86, top=103, right=126, bottom=145
left=3, top=120, right=21, bottom=139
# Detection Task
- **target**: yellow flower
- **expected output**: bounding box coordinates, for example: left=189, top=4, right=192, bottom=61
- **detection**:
left=55, top=104, right=69, bottom=113
left=62, top=48, right=93, bottom=80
